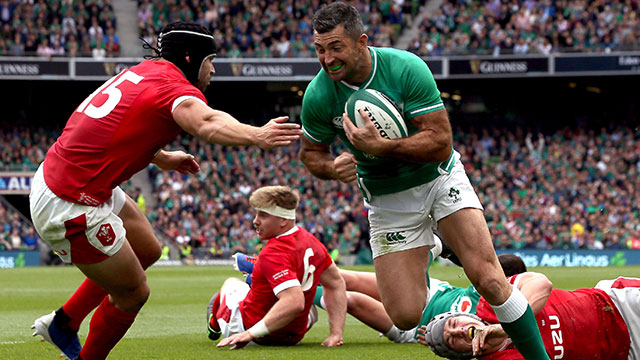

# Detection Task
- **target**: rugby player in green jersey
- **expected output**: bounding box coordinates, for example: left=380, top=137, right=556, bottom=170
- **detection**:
left=298, top=3, right=548, bottom=359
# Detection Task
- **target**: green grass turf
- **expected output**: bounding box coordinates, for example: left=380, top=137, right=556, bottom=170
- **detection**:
left=1, top=264, right=639, bottom=359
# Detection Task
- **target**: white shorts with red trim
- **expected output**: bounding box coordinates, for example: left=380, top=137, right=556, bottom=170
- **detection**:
left=595, top=277, right=640, bottom=360
left=215, top=279, right=318, bottom=343
left=29, top=163, right=127, bottom=264
left=215, top=278, right=251, bottom=339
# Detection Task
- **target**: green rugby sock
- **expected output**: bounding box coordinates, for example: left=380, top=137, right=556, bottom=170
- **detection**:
left=501, top=306, right=549, bottom=360
left=492, top=287, right=549, bottom=360
left=313, top=285, right=325, bottom=309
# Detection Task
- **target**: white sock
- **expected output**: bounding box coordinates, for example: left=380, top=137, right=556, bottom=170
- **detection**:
left=384, top=325, right=401, bottom=341
left=384, top=325, right=417, bottom=343
left=491, top=287, right=528, bottom=323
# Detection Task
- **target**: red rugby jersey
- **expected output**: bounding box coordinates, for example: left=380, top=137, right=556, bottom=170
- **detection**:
left=478, top=274, right=629, bottom=360
left=44, top=59, right=206, bottom=205
left=240, top=226, right=333, bottom=345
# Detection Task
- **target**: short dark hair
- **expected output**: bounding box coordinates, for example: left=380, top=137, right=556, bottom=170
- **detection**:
left=498, top=254, right=527, bottom=277
left=312, top=2, right=364, bottom=41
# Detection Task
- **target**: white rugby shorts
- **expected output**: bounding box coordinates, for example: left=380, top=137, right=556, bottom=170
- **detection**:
left=595, top=277, right=640, bottom=360
left=216, top=279, right=318, bottom=341
left=367, top=152, right=482, bottom=258
left=29, top=163, right=127, bottom=264
left=216, top=278, right=251, bottom=339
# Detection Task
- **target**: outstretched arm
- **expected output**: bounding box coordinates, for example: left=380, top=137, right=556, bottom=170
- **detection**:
left=173, top=99, right=302, bottom=150
left=319, top=262, right=347, bottom=346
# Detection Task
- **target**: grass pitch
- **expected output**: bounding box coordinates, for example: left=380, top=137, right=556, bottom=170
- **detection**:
left=1, top=264, right=639, bottom=360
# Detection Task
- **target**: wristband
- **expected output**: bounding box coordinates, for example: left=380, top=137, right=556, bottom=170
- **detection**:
left=247, top=319, right=270, bottom=338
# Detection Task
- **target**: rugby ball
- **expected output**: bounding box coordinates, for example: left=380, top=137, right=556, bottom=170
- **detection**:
left=344, top=89, right=408, bottom=139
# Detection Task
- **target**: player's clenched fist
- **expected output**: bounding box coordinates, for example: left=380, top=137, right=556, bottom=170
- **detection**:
left=333, top=152, right=358, bottom=183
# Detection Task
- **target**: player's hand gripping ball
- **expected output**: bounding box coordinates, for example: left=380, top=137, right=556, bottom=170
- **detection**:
left=344, top=89, right=408, bottom=139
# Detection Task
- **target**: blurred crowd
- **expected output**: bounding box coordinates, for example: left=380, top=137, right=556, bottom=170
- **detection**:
left=0, top=201, right=39, bottom=251
left=145, top=137, right=370, bottom=260
left=458, top=126, right=640, bottom=251
left=2, top=0, right=637, bottom=59
left=142, top=125, right=640, bottom=261
left=408, top=0, right=640, bottom=56
left=0, top=125, right=52, bottom=172
left=137, top=0, right=419, bottom=58
left=1, top=124, right=639, bottom=256
left=0, top=0, right=119, bottom=58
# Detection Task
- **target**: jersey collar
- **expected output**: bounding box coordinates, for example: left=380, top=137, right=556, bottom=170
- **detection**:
left=340, top=46, right=377, bottom=91
left=275, top=225, right=299, bottom=238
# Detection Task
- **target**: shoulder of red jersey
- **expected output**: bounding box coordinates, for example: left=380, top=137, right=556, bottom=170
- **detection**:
left=129, top=59, right=208, bottom=109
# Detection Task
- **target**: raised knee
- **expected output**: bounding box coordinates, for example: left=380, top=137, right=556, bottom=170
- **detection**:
left=345, top=293, right=360, bottom=313
left=472, top=276, right=509, bottom=303
left=388, top=309, right=421, bottom=330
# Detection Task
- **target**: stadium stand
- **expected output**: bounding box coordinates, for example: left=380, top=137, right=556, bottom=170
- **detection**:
left=0, top=0, right=637, bottom=58
left=408, top=0, right=640, bottom=56
left=140, top=125, right=640, bottom=261
left=0, top=0, right=119, bottom=57
left=0, top=121, right=638, bottom=258
left=0, top=197, right=39, bottom=250
left=137, top=0, right=420, bottom=58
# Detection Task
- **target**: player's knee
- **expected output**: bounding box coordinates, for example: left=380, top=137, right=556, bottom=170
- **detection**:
left=388, top=308, right=421, bottom=330
left=113, top=276, right=150, bottom=312
left=345, top=293, right=360, bottom=313
left=473, top=275, right=509, bottom=304
left=137, top=238, right=162, bottom=269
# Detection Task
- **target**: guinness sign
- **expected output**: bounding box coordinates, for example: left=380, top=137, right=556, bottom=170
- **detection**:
left=0, top=58, right=69, bottom=78
left=450, top=57, right=548, bottom=78
left=229, top=63, right=294, bottom=77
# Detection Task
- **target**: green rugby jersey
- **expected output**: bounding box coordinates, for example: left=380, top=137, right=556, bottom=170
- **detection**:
left=419, top=278, right=481, bottom=329
left=301, top=46, right=453, bottom=198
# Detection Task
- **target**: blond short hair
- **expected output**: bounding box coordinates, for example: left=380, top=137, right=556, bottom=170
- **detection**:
left=249, top=186, right=300, bottom=211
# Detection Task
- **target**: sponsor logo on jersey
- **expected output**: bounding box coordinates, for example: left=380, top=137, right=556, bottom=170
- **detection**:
left=448, top=187, right=461, bottom=203
left=454, top=296, right=473, bottom=313
left=332, top=116, right=344, bottom=129
left=272, top=269, right=289, bottom=280
left=385, top=232, right=406, bottom=243
left=549, top=315, right=564, bottom=359
left=78, top=192, right=100, bottom=206
left=96, top=224, right=116, bottom=246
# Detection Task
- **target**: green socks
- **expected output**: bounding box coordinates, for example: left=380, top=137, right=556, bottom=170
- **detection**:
left=501, top=306, right=549, bottom=359
left=492, top=288, right=549, bottom=360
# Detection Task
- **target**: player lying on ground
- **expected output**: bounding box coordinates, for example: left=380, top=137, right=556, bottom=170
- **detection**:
left=313, top=249, right=527, bottom=344
left=208, top=186, right=346, bottom=349
left=226, top=234, right=527, bottom=344
left=419, top=273, right=640, bottom=360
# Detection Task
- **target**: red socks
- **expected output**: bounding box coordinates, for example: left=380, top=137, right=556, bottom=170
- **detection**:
left=209, top=292, right=221, bottom=331
left=62, top=278, right=108, bottom=331
left=80, top=298, right=138, bottom=360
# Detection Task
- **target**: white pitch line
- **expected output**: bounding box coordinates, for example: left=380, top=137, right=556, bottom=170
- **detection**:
left=0, top=340, right=26, bottom=345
